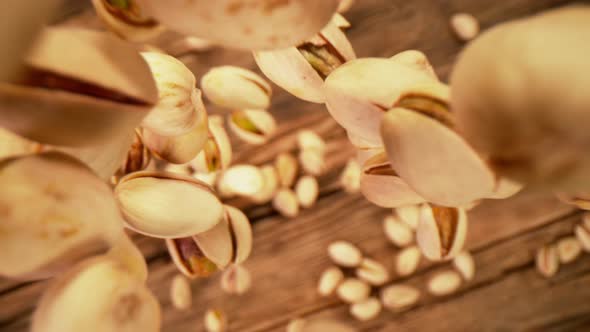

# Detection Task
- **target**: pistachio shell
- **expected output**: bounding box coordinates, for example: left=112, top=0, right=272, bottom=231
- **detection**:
left=140, top=0, right=339, bottom=50
left=228, top=109, right=277, bottom=145
left=191, top=116, right=232, bottom=172
left=451, top=6, right=590, bottom=191
left=0, top=27, right=157, bottom=147
left=106, top=233, right=148, bottom=282
left=297, top=130, right=326, bottom=153
left=32, top=256, right=161, bottom=332
left=0, top=127, right=40, bottom=159
left=390, top=50, right=437, bottom=80
left=119, top=130, right=152, bottom=176
left=225, top=205, right=253, bottom=264
left=166, top=237, right=218, bottom=278
left=92, top=0, right=164, bottom=42
left=202, top=66, right=271, bottom=110
left=360, top=153, right=426, bottom=208
left=218, top=165, right=264, bottom=197
left=0, top=152, right=124, bottom=280
left=250, top=164, right=279, bottom=204
left=416, top=205, right=467, bottom=261
left=275, top=152, right=299, bottom=188
left=193, top=218, right=233, bottom=270
left=115, top=171, right=223, bottom=238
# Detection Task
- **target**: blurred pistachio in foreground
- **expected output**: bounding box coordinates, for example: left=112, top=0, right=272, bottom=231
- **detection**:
left=92, top=0, right=164, bottom=42
left=220, top=264, right=252, bottom=295
left=380, top=284, right=420, bottom=312
left=228, top=109, right=276, bottom=145
left=250, top=164, right=279, bottom=204
left=299, top=148, right=326, bottom=176
left=355, top=258, right=389, bottom=286
left=427, top=270, right=462, bottom=296
left=350, top=297, right=382, bottom=321
left=32, top=256, right=160, bottom=332
left=0, top=27, right=157, bottom=147
left=451, top=6, right=590, bottom=192
left=167, top=205, right=252, bottom=278
left=0, top=152, right=124, bottom=280
left=191, top=116, right=232, bottom=173
left=383, top=215, right=414, bottom=247
left=202, top=66, right=271, bottom=110
left=328, top=241, right=362, bottom=267
left=115, top=171, right=224, bottom=238
left=337, top=278, right=371, bottom=303
left=318, top=266, right=344, bottom=296
left=360, top=153, right=426, bottom=208
left=450, top=13, right=480, bottom=42
left=140, top=0, right=339, bottom=50
left=394, top=204, right=421, bottom=230
left=218, top=165, right=264, bottom=197
left=416, top=204, right=467, bottom=261
left=254, top=15, right=356, bottom=103
left=295, top=175, right=319, bottom=208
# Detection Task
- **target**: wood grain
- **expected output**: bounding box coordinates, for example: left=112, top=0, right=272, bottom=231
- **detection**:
left=1, top=0, right=589, bottom=331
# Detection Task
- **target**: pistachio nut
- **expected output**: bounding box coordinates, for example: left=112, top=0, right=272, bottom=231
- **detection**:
left=119, top=129, right=151, bottom=176
left=297, top=130, right=326, bottom=153
left=318, top=266, right=344, bottom=296
left=383, top=215, right=414, bottom=247
left=450, top=13, right=480, bottom=42
left=106, top=233, right=149, bottom=283
left=324, top=57, right=435, bottom=146
left=32, top=256, right=161, bottom=332
left=355, top=258, right=389, bottom=286
left=298, top=319, right=357, bottom=332
left=360, top=152, right=426, bottom=208
left=275, top=152, right=299, bottom=188
left=416, top=204, right=467, bottom=261
left=204, top=308, right=227, bottom=332
left=381, top=82, right=498, bottom=206
left=380, top=284, right=420, bottom=311
left=299, top=148, right=326, bottom=176
left=0, top=152, right=124, bottom=280
left=0, top=27, right=157, bottom=147
left=191, top=116, right=232, bottom=173
left=115, top=171, right=224, bottom=238
left=202, top=66, right=272, bottom=110
left=427, top=270, right=462, bottom=296
left=254, top=15, right=356, bottom=103
left=453, top=251, right=475, bottom=281
left=328, top=241, right=362, bottom=267
left=0, top=127, right=41, bottom=159
left=396, top=246, right=421, bottom=277
left=390, top=50, right=437, bottom=80
left=272, top=188, right=300, bottom=218
left=228, top=109, right=276, bottom=145
left=451, top=6, right=590, bottom=191
left=337, top=278, right=371, bottom=304
left=340, top=158, right=361, bottom=193
left=394, top=204, right=421, bottom=230
left=536, top=244, right=559, bottom=278
left=556, top=236, right=582, bottom=264
left=170, top=274, right=192, bottom=310
left=295, top=175, right=320, bottom=208
left=556, top=192, right=590, bottom=210
left=350, top=297, right=382, bottom=322
left=218, top=164, right=264, bottom=197
left=140, top=0, right=339, bottom=50
left=250, top=164, right=279, bottom=204
left=220, top=264, right=252, bottom=295
left=92, top=0, right=164, bottom=42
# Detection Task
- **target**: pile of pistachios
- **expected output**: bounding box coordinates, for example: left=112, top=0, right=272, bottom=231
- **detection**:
left=2, top=1, right=590, bottom=331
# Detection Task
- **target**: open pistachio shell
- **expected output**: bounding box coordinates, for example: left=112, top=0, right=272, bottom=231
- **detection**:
left=0, top=27, right=157, bottom=147
left=193, top=218, right=233, bottom=270
left=218, top=165, right=264, bottom=197
left=390, top=50, right=438, bottom=80
left=254, top=16, right=356, bottom=103
left=0, top=152, right=124, bottom=280
left=140, top=52, right=202, bottom=137
left=250, top=164, right=279, bottom=203
left=381, top=105, right=495, bottom=207
left=32, top=256, right=161, bottom=332
left=225, top=205, right=253, bottom=264
left=140, top=0, right=339, bottom=50
left=451, top=6, right=590, bottom=191
left=324, top=58, right=435, bottom=146
left=191, top=116, right=232, bottom=172
left=119, top=130, right=152, bottom=176
left=416, top=204, right=467, bottom=261
left=115, top=171, right=223, bottom=238
left=92, top=0, right=164, bottom=42
left=228, top=109, right=277, bottom=145
left=360, top=153, right=426, bottom=208
left=0, top=127, right=40, bottom=159
left=201, top=66, right=271, bottom=110
left=166, top=237, right=218, bottom=278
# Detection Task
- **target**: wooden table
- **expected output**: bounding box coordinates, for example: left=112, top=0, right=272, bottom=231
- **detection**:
left=2, top=0, right=590, bottom=331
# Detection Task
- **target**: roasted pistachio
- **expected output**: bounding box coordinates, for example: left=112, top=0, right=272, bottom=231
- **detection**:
left=355, top=258, right=389, bottom=286
left=218, top=165, right=264, bottom=197
left=536, top=244, right=559, bottom=278
left=32, top=256, right=161, bottom=332
left=250, top=164, right=279, bottom=204
left=380, top=284, right=420, bottom=311
left=453, top=251, right=475, bottom=281
left=254, top=15, right=356, bottom=103
left=340, top=158, right=361, bottom=193
left=383, top=215, right=414, bottom=248
left=328, top=241, right=362, bottom=267
left=360, top=153, right=426, bottom=208
left=396, top=246, right=421, bottom=277
left=118, top=130, right=151, bottom=176
left=318, top=266, right=344, bottom=296
left=427, top=270, right=462, bottom=296
left=451, top=7, right=590, bottom=191
left=220, top=264, right=252, bottom=295
left=276, top=152, right=299, bottom=188
left=228, top=109, right=276, bottom=145
left=92, top=0, right=164, bottom=42
left=273, top=188, right=300, bottom=218
left=204, top=308, right=227, bottom=332
left=299, top=148, right=326, bottom=176
left=556, top=236, right=582, bottom=264
left=394, top=204, right=421, bottom=230
left=295, top=175, right=320, bottom=208
left=350, top=297, right=381, bottom=321
left=106, top=233, right=149, bottom=283
left=337, top=278, right=371, bottom=303
left=191, top=116, right=232, bottom=173
left=202, top=66, right=272, bottom=110
left=450, top=13, right=480, bottom=41
left=416, top=204, right=467, bottom=261
left=297, top=130, right=327, bottom=153
left=115, top=171, right=224, bottom=238
left=0, top=152, right=125, bottom=280
left=0, top=27, right=157, bottom=147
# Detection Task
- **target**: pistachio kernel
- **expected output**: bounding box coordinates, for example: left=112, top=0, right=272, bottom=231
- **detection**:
left=299, top=43, right=344, bottom=78
left=231, top=110, right=262, bottom=135
left=173, top=238, right=218, bottom=277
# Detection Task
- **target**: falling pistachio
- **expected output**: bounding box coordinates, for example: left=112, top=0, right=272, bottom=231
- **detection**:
left=390, top=50, right=438, bottom=80
left=250, top=164, right=279, bottom=204
left=191, top=116, right=232, bottom=173
left=228, top=109, right=277, bottom=145
left=118, top=130, right=151, bottom=176
left=416, top=204, right=467, bottom=261
left=218, top=165, right=264, bottom=197
left=202, top=66, right=272, bottom=110
left=91, top=0, right=164, bottom=42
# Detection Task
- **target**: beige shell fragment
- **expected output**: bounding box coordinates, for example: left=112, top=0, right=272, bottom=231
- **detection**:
left=201, top=66, right=271, bottom=110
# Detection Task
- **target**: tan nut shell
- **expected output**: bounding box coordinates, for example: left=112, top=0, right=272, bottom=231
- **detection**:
left=141, top=0, right=338, bottom=50
left=32, top=256, right=161, bottom=332
left=225, top=205, right=253, bottom=264
left=115, top=171, right=223, bottom=238
left=360, top=153, right=426, bottom=208
left=390, top=50, right=438, bottom=80
left=253, top=17, right=356, bottom=103
left=416, top=205, right=467, bottom=261
left=201, top=66, right=272, bottom=110
left=451, top=6, right=590, bottom=191
left=193, top=218, right=233, bottom=270
left=0, top=152, right=124, bottom=280
left=0, top=27, right=157, bottom=147
left=92, top=0, right=164, bottom=42
left=228, top=109, right=277, bottom=145
left=190, top=116, right=232, bottom=172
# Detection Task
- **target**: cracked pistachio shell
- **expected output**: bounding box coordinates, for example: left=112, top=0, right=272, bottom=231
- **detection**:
left=360, top=152, right=426, bottom=208
left=32, top=256, right=160, bottom=332
left=0, top=0, right=60, bottom=81
left=250, top=164, right=279, bottom=204
left=390, top=50, right=437, bottom=80
left=92, top=0, right=164, bottom=42
left=0, top=152, right=124, bottom=280
left=191, top=116, right=232, bottom=172
left=142, top=90, right=208, bottom=164
left=115, top=171, right=223, bottom=238
left=220, top=264, right=252, bottom=295
left=228, top=109, right=276, bottom=145
left=225, top=205, right=253, bottom=264
left=193, top=218, right=233, bottom=270
left=218, top=165, right=264, bottom=197
left=416, top=204, right=467, bottom=261
left=140, top=0, right=338, bottom=50
left=0, top=27, right=157, bottom=147
left=254, top=16, right=356, bottom=103
left=324, top=57, right=435, bottom=146
left=0, top=127, right=40, bottom=159
left=381, top=82, right=496, bottom=206
left=106, top=233, right=148, bottom=283
left=451, top=6, right=590, bottom=191
left=140, top=52, right=202, bottom=137
left=119, top=130, right=152, bottom=176
left=202, top=66, right=271, bottom=110
left=166, top=237, right=219, bottom=278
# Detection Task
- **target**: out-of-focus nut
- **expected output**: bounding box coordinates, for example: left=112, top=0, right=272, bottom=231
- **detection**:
left=340, top=158, right=361, bottom=193
left=328, top=241, right=362, bottom=267
left=336, top=278, right=371, bottom=303
left=228, top=109, right=276, bottom=145
left=427, top=270, right=462, bottom=296
left=295, top=175, right=320, bottom=208
left=383, top=215, right=414, bottom=247
left=92, top=0, right=164, bottom=42
left=299, top=148, right=326, bottom=176
left=450, top=13, right=480, bottom=41
left=204, top=308, right=226, bottom=332
left=394, top=204, right=421, bottom=230
left=536, top=244, right=559, bottom=278
left=350, top=297, right=381, bottom=321
left=297, top=130, right=326, bottom=153
left=396, top=246, right=421, bottom=277
left=356, top=258, right=389, bottom=286
left=416, top=204, right=467, bottom=261
left=250, top=164, right=279, bottom=204
left=390, top=50, right=437, bottom=80
left=218, top=165, right=264, bottom=197
left=220, top=265, right=252, bottom=295
left=273, top=188, right=300, bottom=218
left=170, top=274, right=192, bottom=310
left=380, top=284, right=420, bottom=311
left=201, top=66, right=271, bottom=110
left=556, top=236, right=582, bottom=264
left=191, top=116, right=232, bottom=173
left=452, top=251, right=475, bottom=281
left=276, top=153, right=299, bottom=188
left=318, top=266, right=344, bottom=296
